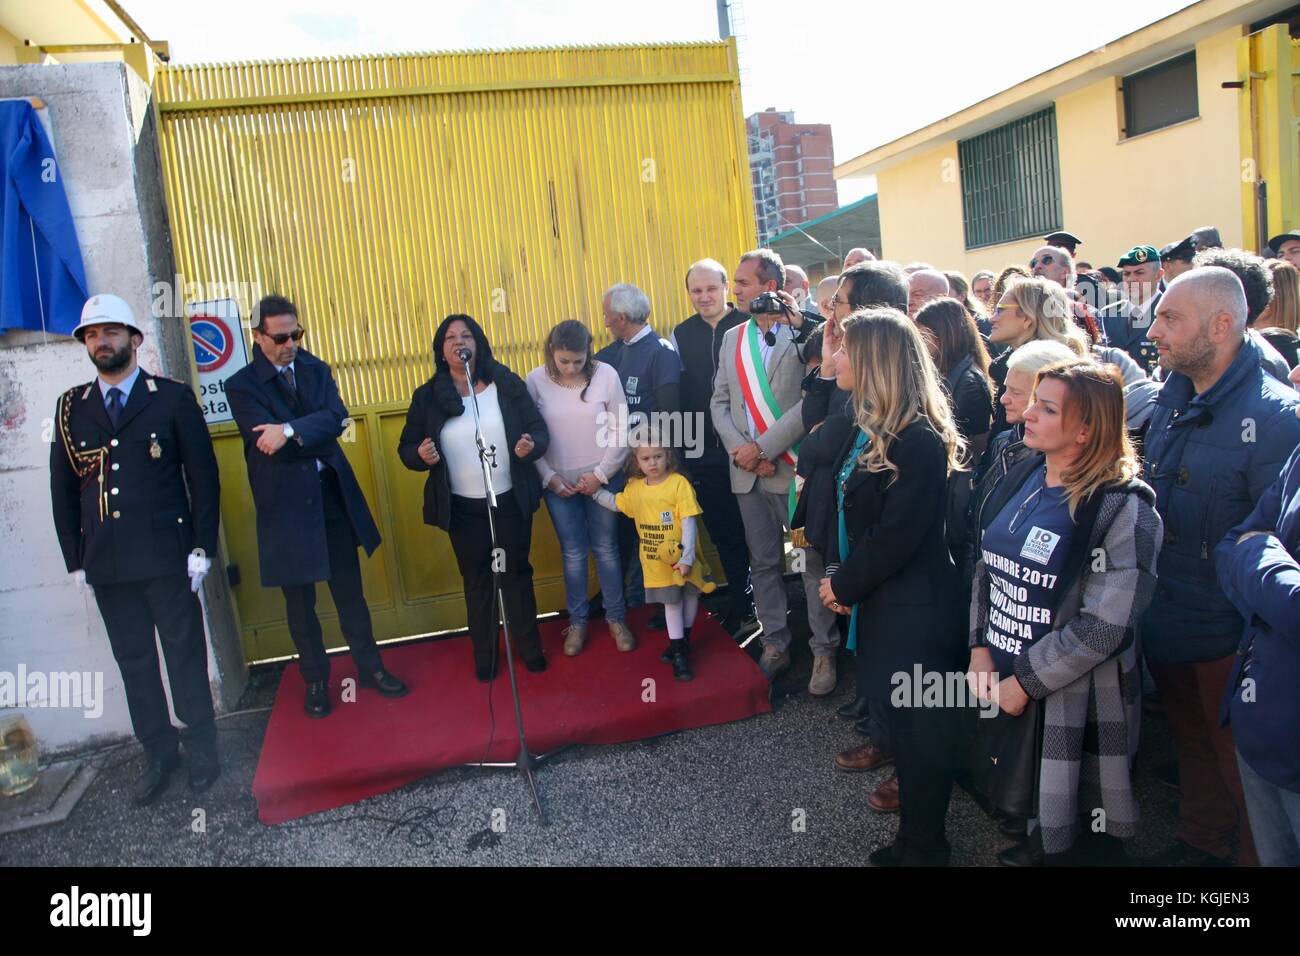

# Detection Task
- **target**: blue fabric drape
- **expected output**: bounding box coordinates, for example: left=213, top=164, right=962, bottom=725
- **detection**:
left=0, top=100, right=87, bottom=336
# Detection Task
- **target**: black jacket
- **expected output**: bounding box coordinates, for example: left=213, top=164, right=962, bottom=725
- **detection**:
left=791, top=372, right=853, bottom=558
left=50, top=370, right=220, bottom=586
left=397, top=362, right=549, bottom=530
left=829, top=419, right=965, bottom=699
left=963, top=425, right=1041, bottom=585
left=987, top=348, right=1011, bottom=439
left=672, top=305, right=747, bottom=450
left=944, top=355, right=994, bottom=444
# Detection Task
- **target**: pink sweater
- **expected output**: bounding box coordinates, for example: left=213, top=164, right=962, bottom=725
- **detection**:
left=525, top=362, right=628, bottom=486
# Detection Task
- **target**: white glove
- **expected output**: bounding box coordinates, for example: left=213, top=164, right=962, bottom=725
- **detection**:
left=72, top=569, right=91, bottom=593
left=188, top=553, right=212, bottom=593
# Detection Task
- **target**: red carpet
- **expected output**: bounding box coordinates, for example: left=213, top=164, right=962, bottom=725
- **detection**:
left=251, top=606, right=772, bottom=823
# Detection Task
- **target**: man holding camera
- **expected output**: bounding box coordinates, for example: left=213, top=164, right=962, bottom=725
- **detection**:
left=710, top=249, right=815, bottom=680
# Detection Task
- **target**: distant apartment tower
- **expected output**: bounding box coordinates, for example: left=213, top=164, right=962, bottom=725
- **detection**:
left=747, top=108, right=836, bottom=245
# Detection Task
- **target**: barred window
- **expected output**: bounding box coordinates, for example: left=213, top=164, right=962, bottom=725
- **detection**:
left=1121, top=52, right=1199, bottom=138
left=958, top=107, right=1062, bottom=250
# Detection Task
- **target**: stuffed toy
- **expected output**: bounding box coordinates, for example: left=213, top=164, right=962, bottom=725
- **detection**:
left=654, top=540, right=716, bottom=594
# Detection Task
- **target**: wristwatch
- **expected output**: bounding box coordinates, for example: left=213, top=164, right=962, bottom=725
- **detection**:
left=282, top=422, right=295, bottom=439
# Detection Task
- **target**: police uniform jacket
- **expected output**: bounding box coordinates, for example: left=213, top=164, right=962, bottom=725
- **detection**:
left=50, top=371, right=220, bottom=586
left=225, top=347, right=381, bottom=588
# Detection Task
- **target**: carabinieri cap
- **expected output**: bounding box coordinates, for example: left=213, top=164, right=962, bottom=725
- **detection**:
left=1118, top=245, right=1161, bottom=267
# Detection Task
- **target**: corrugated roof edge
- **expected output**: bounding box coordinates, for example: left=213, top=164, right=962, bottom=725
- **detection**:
left=164, top=38, right=731, bottom=71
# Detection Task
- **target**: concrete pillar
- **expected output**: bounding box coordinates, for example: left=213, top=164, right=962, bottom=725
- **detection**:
left=0, top=62, right=246, bottom=757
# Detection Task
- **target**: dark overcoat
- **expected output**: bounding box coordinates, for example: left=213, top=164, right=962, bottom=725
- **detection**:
left=225, top=347, right=381, bottom=587
left=829, top=419, right=966, bottom=701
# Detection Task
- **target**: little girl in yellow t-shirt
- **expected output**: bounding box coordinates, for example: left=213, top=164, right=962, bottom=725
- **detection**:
left=591, top=436, right=708, bottom=681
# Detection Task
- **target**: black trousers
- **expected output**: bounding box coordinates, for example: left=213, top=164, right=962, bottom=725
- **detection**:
left=94, top=574, right=216, bottom=759
left=685, top=443, right=752, bottom=611
left=281, top=468, right=383, bottom=684
left=889, top=702, right=964, bottom=863
left=448, top=492, right=544, bottom=674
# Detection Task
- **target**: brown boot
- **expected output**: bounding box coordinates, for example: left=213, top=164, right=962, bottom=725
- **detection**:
left=834, top=743, right=895, bottom=773
left=868, top=774, right=900, bottom=813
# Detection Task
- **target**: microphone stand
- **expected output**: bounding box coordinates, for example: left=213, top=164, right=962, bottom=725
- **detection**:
left=460, top=352, right=549, bottom=825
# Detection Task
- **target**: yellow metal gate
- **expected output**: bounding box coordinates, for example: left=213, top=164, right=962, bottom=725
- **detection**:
left=152, top=41, right=757, bottom=663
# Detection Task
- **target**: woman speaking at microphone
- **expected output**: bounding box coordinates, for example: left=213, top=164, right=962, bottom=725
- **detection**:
left=398, top=314, right=550, bottom=681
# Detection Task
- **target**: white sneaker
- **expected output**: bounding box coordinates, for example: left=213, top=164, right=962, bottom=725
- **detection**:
left=808, top=655, right=837, bottom=697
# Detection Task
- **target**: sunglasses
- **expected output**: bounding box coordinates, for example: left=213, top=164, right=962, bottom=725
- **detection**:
left=259, top=327, right=305, bottom=345
left=1029, top=254, right=1056, bottom=269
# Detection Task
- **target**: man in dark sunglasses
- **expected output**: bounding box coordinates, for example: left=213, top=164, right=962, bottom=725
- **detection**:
left=1029, top=245, right=1074, bottom=289
left=227, top=295, right=407, bottom=718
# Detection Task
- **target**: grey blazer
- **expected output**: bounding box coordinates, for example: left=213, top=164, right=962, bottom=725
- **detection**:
left=709, top=320, right=808, bottom=494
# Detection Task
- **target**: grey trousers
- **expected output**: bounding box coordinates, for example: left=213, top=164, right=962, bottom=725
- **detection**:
left=800, top=545, right=840, bottom=657
left=736, top=486, right=793, bottom=652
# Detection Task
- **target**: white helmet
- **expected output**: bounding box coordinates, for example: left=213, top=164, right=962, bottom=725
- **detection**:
left=73, top=294, right=143, bottom=341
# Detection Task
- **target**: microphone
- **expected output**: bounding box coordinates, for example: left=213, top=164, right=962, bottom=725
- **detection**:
left=454, top=347, right=472, bottom=365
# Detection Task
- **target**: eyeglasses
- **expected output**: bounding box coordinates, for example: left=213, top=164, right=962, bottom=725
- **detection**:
left=829, top=295, right=848, bottom=308
left=1029, top=255, right=1056, bottom=269
left=259, top=327, right=305, bottom=345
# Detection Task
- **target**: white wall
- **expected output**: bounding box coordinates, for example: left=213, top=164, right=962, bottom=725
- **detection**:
left=0, top=63, right=246, bottom=756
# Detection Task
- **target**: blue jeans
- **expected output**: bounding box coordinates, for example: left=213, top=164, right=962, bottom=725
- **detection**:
left=545, top=490, right=626, bottom=627
left=1236, top=747, right=1300, bottom=867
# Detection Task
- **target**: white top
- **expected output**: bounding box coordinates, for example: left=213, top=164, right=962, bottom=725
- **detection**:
left=525, top=362, right=628, bottom=487
left=439, top=382, right=514, bottom=498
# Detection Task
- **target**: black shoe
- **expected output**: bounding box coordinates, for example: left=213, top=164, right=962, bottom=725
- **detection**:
left=718, top=600, right=754, bottom=632
left=723, top=609, right=759, bottom=636
left=668, top=640, right=693, bottom=681
left=837, top=696, right=870, bottom=720
left=661, top=630, right=690, bottom=663
left=524, top=654, right=547, bottom=673
left=997, top=816, right=1027, bottom=838
left=869, top=843, right=902, bottom=867
left=647, top=610, right=666, bottom=630
left=133, top=751, right=181, bottom=806
left=358, top=668, right=409, bottom=698
left=853, top=716, right=875, bottom=737
left=1138, top=841, right=1231, bottom=868
left=304, top=681, right=331, bottom=719
left=187, top=743, right=220, bottom=793
left=997, top=831, right=1044, bottom=868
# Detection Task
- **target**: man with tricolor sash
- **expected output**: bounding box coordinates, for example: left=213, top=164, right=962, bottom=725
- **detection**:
left=710, top=249, right=816, bottom=681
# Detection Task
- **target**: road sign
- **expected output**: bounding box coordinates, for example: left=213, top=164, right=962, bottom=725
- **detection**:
left=186, top=299, right=249, bottom=425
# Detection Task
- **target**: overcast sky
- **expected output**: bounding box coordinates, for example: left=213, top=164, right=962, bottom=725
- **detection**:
left=129, top=0, right=1196, bottom=203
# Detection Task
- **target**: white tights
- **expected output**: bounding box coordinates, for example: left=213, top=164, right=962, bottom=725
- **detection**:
left=663, top=590, right=700, bottom=641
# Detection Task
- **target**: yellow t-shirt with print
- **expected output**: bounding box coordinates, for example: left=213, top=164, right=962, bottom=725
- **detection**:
left=611, top=473, right=703, bottom=588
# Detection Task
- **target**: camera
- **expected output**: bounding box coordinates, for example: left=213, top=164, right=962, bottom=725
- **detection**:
left=749, top=291, right=784, bottom=314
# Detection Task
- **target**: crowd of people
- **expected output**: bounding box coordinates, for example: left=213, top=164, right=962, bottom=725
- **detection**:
left=52, top=223, right=1300, bottom=867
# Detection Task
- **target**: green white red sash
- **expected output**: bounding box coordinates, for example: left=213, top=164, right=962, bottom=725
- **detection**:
left=736, top=320, right=797, bottom=468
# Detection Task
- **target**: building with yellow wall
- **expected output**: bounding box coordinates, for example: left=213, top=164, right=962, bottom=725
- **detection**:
left=0, top=0, right=167, bottom=80
left=836, top=0, right=1299, bottom=274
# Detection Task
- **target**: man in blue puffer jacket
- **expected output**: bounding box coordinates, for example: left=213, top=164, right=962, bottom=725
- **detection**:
left=1140, top=267, right=1300, bottom=867
left=1216, top=441, right=1300, bottom=866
